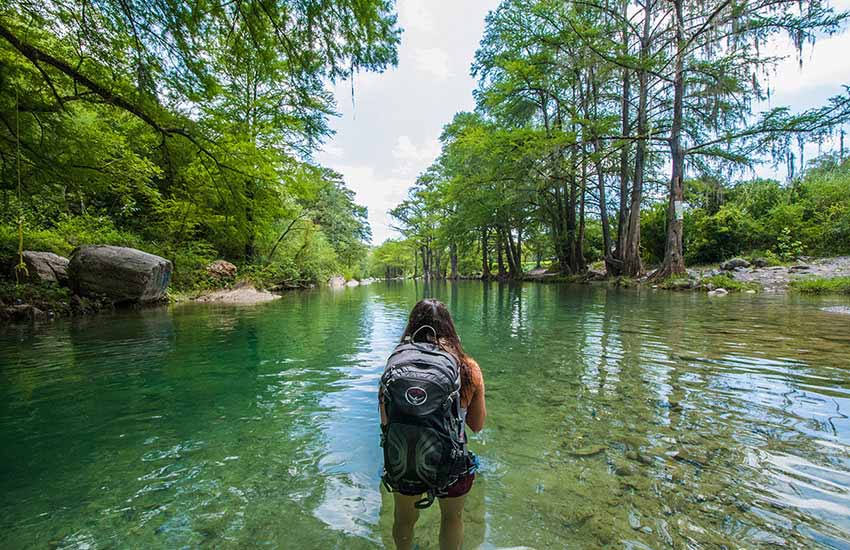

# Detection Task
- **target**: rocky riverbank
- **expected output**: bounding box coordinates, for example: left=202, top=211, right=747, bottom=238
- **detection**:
left=692, top=256, right=850, bottom=292
left=522, top=256, right=850, bottom=296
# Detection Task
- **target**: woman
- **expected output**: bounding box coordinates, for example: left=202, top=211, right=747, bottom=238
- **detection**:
left=379, top=299, right=487, bottom=550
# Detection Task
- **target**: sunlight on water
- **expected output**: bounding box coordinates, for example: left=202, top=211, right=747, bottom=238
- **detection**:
left=1, top=281, right=850, bottom=549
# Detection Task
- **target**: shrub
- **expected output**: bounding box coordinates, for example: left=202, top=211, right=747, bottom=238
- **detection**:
left=699, top=274, right=761, bottom=292
left=789, top=277, right=850, bottom=295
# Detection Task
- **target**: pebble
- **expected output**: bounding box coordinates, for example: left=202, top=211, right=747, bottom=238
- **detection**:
left=615, top=464, right=636, bottom=476
left=628, top=510, right=641, bottom=530
left=658, top=519, right=674, bottom=546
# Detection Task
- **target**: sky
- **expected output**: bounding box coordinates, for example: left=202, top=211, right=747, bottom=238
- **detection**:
left=316, top=0, right=850, bottom=245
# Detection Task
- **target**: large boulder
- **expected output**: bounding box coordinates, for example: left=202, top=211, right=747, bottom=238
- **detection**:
left=21, top=251, right=69, bottom=284
left=329, top=276, right=346, bottom=288
left=720, top=258, right=750, bottom=271
left=206, top=259, right=237, bottom=280
left=69, top=245, right=172, bottom=303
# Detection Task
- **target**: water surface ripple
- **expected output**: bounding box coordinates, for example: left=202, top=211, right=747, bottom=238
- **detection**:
left=2, top=282, right=849, bottom=549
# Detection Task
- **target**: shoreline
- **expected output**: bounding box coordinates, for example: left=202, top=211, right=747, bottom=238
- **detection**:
left=5, top=258, right=850, bottom=325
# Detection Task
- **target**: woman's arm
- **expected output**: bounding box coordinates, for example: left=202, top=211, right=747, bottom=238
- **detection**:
left=465, top=361, right=486, bottom=432
left=379, top=389, right=387, bottom=425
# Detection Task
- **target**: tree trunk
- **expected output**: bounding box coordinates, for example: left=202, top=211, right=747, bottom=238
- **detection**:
left=614, top=11, right=631, bottom=275
left=481, top=228, right=491, bottom=280
left=621, top=2, right=652, bottom=278
left=420, top=244, right=431, bottom=280
left=496, top=229, right=507, bottom=279
left=244, top=179, right=256, bottom=262
left=577, top=171, right=587, bottom=272
left=450, top=243, right=459, bottom=279
left=654, top=0, right=687, bottom=280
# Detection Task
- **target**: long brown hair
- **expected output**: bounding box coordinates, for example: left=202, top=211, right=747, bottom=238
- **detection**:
left=401, top=299, right=473, bottom=397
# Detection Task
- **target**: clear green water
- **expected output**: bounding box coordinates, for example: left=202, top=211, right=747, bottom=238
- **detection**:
left=2, top=282, right=850, bottom=549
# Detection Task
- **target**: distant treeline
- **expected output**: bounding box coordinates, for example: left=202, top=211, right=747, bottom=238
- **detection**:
left=372, top=154, right=850, bottom=280
left=380, top=0, right=850, bottom=281
left=0, top=1, right=400, bottom=289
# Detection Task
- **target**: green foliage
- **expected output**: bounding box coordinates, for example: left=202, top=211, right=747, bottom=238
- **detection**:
left=699, top=275, right=761, bottom=292
left=776, top=227, right=804, bottom=261
left=789, top=276, right=850, bottom=295
left=0, top=0, right=393, bottom=292
left=368, top=239, right=415, bottom=279
left=684, top=205, right=764, bottom=264
left=641, top=204, right=668, bottom=266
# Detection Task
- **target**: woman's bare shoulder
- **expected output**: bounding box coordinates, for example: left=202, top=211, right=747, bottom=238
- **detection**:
left=465, top=357, right=484, bottom=387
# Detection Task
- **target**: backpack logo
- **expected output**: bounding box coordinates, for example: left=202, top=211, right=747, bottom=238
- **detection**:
left=405, top=387, right=428, bottom=406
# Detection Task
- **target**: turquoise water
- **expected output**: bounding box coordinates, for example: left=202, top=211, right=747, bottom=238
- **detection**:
left=2, top=281, right=850, bottom=549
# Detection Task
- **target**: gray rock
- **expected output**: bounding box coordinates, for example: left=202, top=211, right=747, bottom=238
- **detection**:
left=708, top=288, right=728, bottom=296
left=69, top=245, right=172, bottom=303
left=668, top=278, right=693, bottom=290
left=1, top=304, right=46, bottom=322
left=328, top=276, right=346, bottom=288
left=628, top=510, right=642, bottom=530
left=21, top=251, right=69, bottom=284
left=751, top=257, right=769, bottom=268
left=789, top=264, right=811, bottom=271
left=822, top=306, right=850, bottom=315
left=721, top=258, right=751, bottom=270
left=345, top=279, right=360, bottom=287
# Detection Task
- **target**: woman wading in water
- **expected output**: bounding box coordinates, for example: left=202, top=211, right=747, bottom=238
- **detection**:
left=379, top=299, right=486, bottom=550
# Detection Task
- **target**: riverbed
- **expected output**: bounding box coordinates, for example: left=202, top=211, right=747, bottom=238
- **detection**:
left=2, top=282, right=849, bottom=549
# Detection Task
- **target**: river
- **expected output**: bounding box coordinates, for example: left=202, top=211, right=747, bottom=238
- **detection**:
left=2, top=281, right=849, bottom=549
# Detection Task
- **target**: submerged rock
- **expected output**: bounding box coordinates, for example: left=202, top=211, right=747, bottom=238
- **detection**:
left=69, top=245, right=172, bottom=303
left=822, top=306, right=850, bottom=315
left=708, top=288, right=728, bottom=296
left=570, top=445, right=606, bottom=457
left=628, top=509, right=642, bottom=530
left=21, top=251, right=69, bottom=284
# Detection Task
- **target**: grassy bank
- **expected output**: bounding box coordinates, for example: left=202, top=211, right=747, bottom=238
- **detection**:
left=789, top=276, right=850, bottom=295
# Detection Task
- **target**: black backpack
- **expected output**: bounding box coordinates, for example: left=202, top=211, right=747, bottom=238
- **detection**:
left=380, top=327, right=470, bottom=508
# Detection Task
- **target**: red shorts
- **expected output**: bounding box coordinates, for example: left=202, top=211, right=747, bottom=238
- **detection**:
left=397, top=473, right=475, bottom=498
left=440, top=473, right=475, bottom=498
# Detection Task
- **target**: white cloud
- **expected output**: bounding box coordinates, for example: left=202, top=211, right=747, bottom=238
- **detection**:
left=391, top=135, right=441, bottom=176
left=397, top=0, right=434, bottom=33
left=319, top=143, right=345, bottom=159
left=412, top=48, right=452, bottom=81
left=766, top=31, right=850, bottom=101
left=322, top=163, right=412, bottom=243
